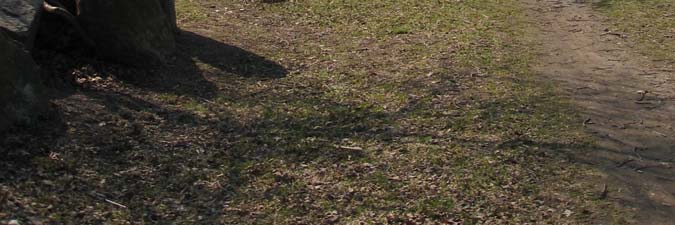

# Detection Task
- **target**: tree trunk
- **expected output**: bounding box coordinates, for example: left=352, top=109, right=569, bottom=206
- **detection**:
left=160, top=0, right=178, bottom=33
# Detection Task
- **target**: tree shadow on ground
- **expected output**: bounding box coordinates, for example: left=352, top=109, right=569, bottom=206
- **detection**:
left=0, top=29, right=298, bottom=222
left=124, top=31, right=289, bottom=100
left=0, top=31, right=288, bottom=183
left=0, top=107, right=67, bottom=182
left=177, top=31, right=288, bottom=79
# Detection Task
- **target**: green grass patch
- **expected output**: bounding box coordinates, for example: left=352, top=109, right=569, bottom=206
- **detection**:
left=594, top=0, right=675, bottom=62
left=176, top=0, right=209, bottom=22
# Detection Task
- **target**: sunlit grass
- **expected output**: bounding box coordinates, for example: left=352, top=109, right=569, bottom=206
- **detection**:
left=594, top=0, right=675, bottom=63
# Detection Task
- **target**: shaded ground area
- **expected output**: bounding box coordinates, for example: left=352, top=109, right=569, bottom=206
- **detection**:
left=525, top=0, right=675, bottom=224
left=1, top=0, right=625, bottom=224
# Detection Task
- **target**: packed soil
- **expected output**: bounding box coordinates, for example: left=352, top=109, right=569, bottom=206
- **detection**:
left=526, top=0, right=675, bottom=223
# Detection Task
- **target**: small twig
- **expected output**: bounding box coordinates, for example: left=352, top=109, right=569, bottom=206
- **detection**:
left=636, top=90, right=649, bottom=101
left=616, top=158, right=634, bottom=168
left=600, top=32, right=625, bottom=38
left=104, top=199, right=128, bottom=209
left=634, top=165, right=655, bottom=172
left=599, top=184, right=608, bottom=199
left=582, top=118, right=593, bottom=127
left=334, top=145, right=363, bottom=151
left=592, top=67, right=611, bottom=71
left=199, top=97, right=215, bottom=104
left=653, top=131, right=667, bottom=137
left=91, top=191, right=128, bottom=208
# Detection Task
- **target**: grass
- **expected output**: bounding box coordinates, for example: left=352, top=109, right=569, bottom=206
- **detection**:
left=594, top=0, right=675, bottom=64
left=175, top=0, right=208, bottom=22
left=0, top=0, right=626, bottom=224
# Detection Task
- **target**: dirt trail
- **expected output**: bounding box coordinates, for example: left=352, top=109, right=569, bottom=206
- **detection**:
left=526, top=0, right=675, bottom=223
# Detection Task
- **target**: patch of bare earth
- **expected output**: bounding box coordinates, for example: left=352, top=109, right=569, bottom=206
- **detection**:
left=525, top=0, right=675, bottom=224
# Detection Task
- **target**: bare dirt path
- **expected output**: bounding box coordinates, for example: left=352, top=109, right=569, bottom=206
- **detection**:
left=525, top=0, right=675, bottom=223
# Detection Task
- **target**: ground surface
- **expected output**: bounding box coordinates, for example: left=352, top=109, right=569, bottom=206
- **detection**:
left=527, top=0, right=675, bottom=224
left=2, top=0, right=673, bottom=224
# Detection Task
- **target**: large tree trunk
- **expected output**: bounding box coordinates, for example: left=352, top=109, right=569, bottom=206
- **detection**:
left=75, top=0, right=177, bottom=66
left=160, top=0, right=178, bottom=33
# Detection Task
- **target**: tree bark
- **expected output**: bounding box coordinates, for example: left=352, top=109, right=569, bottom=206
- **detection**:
left=160, top=0, right=178, bottom=33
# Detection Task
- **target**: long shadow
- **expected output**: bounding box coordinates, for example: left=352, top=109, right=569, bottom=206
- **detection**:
left=177, top=31, right=288, bottom=79
left=119, top=31, right=288, bottom=101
